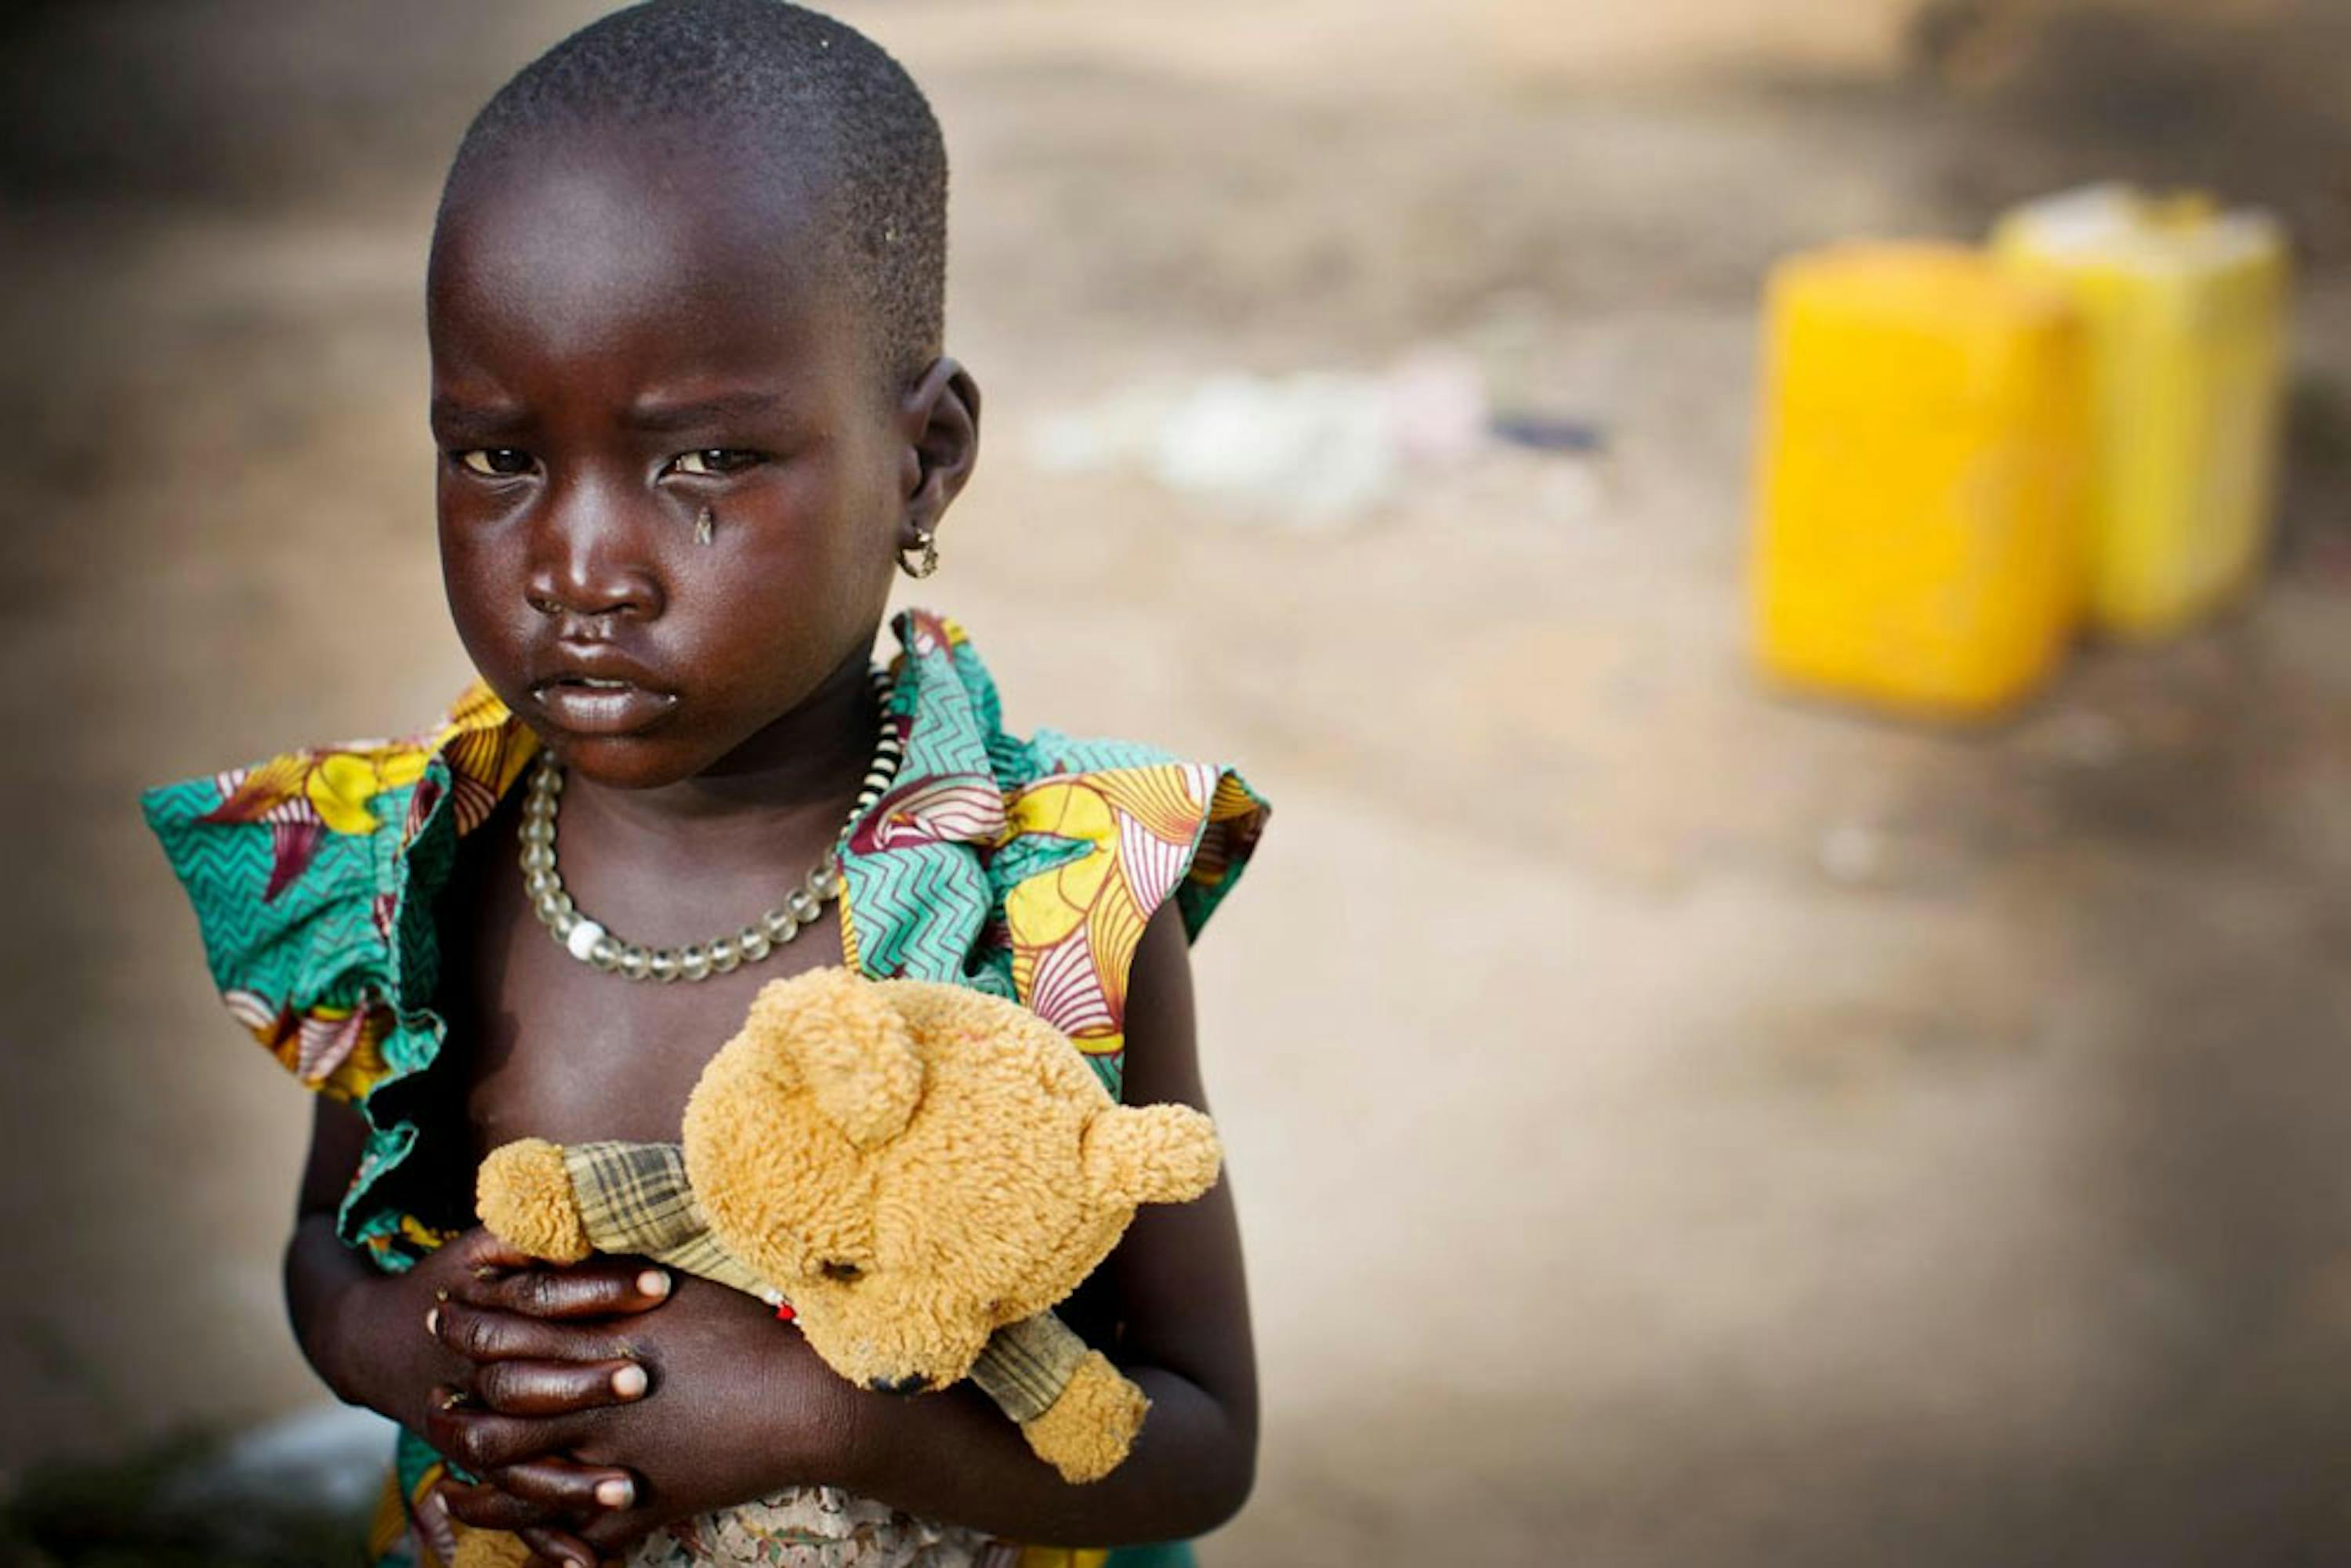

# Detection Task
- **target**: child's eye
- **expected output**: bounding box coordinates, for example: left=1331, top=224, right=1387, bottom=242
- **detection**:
left=453, top=448, right=534, bottom=478
left=667, top=448, right=764, bottom=477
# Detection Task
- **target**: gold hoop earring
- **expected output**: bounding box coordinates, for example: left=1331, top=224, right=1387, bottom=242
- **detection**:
left=897, top=527, right=939, bottom=579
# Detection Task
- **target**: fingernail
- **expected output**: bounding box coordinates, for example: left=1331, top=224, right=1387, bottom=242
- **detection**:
left=424, top=1307, right=440, bottom=1337
left=637, top=1269, right=670, bottom=1298
left=594, top=1476, right=634, bottom=1508
left=612, top=1363, right=648, bottom=1398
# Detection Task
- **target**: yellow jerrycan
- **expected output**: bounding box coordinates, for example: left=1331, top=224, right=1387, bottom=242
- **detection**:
left=1750, top=242, right=2088, bottom=718
left=1994, top=185, right=2289, bottom=639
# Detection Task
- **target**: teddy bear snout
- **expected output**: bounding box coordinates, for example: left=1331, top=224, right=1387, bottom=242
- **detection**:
left=868, top=1371, right=933, bottom=1395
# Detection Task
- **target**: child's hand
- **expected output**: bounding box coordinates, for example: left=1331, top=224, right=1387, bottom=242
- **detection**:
left=433, top=1272, right=857, bottom=1559
left=400, top=1229, right=671, bottom=1559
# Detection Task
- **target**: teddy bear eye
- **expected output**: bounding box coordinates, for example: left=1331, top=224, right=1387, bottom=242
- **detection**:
left=820, top=1259, right=864, bottom=1282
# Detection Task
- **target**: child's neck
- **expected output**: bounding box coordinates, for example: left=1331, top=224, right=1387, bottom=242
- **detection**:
left=552, top=655, right=881, bottom=854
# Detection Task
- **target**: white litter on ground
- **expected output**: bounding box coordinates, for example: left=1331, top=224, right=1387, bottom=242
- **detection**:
left=1029, top=351, right=1499, bottom=528
left=158, top=1402, right=397, bottom=1516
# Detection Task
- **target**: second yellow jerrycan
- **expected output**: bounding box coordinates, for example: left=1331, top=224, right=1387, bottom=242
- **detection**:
left=1750, top=242, right=2089, bottom=719
left=1994, top=185, right=2290, bottom=639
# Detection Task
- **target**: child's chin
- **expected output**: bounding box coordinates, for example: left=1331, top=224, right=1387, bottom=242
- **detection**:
left=533, top=730, right=708, bottom=791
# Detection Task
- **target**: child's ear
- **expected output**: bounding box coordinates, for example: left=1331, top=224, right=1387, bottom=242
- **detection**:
left=897, top=355, right=980, bottom=548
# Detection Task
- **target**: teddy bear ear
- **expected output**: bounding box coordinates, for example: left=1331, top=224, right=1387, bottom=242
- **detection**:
left=745, top=969, right=925, bottom=1148
left=1081, top=1103, right=1223, bottom=1210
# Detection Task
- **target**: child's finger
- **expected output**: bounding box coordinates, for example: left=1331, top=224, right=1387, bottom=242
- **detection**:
left=463, top=1260, right=674, bottom=1320
left=432, top=1299, right=639, bottom=1365
left=575, top=1508, right=656, bottom=1559
left=444, top=1226, right=540, bottom=1273
left=425, top=1385, right=599, bottom=1476
left=516, top=1523, right=603, bottom=1568
left=473, top=1356, right=651, bottom=1417
left=484, top=1457, right=639, bottom=1515
left=440, top=1479, right=565, bottom=1532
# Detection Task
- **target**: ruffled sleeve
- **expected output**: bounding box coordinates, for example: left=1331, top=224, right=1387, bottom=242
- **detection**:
left=835, top=609, right=1269, bottom=1103
left=995, top=744, right=1268, bottom=1092
left=140, top=687, right=537, bottom=1269
left=142, top=748, right=423, bottom=1107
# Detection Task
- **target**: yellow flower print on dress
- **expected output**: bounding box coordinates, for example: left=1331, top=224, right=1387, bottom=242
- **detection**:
left=223, top=989, right=394, bottom=1103
left=201, top=741, right=435, bottom=900
left=415, top=683, right=539, bottom=837
left=1002, top=763, right=1226, bottom=1060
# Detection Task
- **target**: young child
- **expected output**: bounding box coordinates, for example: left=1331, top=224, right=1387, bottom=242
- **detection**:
left=142, top=4, right=1268, bottom=1565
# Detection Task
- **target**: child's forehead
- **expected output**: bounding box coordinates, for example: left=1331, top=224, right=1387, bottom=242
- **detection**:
left=427, top=131, right=869, bottom=389
left=434, top=123, right=851, bottom=302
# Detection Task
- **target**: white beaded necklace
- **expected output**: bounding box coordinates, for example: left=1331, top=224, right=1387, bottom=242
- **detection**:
left=519, top=667, right=901, bottom=983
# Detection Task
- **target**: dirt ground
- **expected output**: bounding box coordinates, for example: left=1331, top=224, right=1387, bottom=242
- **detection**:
left=6, top=2, right=2351, bottom=1563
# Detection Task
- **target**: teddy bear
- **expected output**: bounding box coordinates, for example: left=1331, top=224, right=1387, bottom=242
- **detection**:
left=445, top=965, right=1223, bottom=1568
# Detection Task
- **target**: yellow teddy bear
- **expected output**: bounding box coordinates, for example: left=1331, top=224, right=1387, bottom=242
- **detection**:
left=447, top=966, right=1222, bottom=1568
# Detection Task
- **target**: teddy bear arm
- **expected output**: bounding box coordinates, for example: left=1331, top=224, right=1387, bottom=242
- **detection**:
left=476, top=1139, right=592, bottom=1263
left=969, top=1311, right=1149, bottom=1484
left=552, top=1141, right=705, bottom=1252
left=1018, top=1350, right=1150, bottom=1486
left=557, top=1142, right=781, bottom=1302
left=480, top=1139, right=777, bottom=1301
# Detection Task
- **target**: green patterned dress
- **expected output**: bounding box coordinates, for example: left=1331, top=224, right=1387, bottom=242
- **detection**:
left=145, top=610, right=1268, bottom=1568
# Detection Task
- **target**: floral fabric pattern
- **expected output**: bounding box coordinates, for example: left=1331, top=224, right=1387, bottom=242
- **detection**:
left=145, top=683, right=538, bottom=1263
left=625, top=1486, right=995, bottom=1567
left=840, top=612, right=1266, bottom=1097
left=145, top=610, right=1266, bottom=1567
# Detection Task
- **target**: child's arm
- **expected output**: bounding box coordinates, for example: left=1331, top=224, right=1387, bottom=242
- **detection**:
left=838, top=898, right=1259, bottom=1543
left=430, top=903, right=1258, bottom=1554
left=284, top=1099, right=668, bottom=1544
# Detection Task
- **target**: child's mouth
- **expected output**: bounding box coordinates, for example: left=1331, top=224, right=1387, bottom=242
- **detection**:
left=531, top=676, right=679, bottom=735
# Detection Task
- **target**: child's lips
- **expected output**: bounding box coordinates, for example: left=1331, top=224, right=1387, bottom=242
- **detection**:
left=531, top=676, right=679, bottom=735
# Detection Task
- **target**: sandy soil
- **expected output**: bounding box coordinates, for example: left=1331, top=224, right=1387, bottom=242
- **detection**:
left=5, top=2, right=2351, bottom=1563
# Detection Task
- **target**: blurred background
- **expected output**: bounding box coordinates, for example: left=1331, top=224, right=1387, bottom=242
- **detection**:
left=5, top=0, right=2351, bottom=1563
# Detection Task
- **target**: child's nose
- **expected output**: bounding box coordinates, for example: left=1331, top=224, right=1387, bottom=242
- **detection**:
left=527, top=483, right=665, bottom=625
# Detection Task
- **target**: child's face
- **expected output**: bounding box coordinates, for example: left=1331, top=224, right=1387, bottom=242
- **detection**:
left=428, top=133, right=915, bottom=790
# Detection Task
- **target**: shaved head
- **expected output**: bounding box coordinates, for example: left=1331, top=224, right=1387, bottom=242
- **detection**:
left=437, top=0, right=947, bottom=392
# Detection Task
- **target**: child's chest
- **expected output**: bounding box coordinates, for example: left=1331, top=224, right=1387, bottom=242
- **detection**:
left=441, top=793, right=849, bottom=1158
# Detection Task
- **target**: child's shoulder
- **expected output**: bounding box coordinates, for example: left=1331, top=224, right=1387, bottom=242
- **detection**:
left=139, top=682, right=536, bottom=1100
left=886, top=605, right=1266, bottom=817
left=864, top=608, right=1269, bottom=933
left=136, top=607, right=1270, bottom=1122
left=140, top=680, right=533, bottom=853
left=136, top=681, right=542, bottom=1266
left=844, top=610, right=1270, bottom=1092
